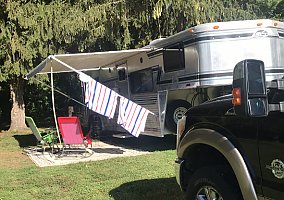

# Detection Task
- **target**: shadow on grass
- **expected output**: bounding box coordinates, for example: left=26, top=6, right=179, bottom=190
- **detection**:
left=92, top=148, right=125, bottom=154
left=99, top=133, right=177, bottom=152
left=13, top=134, right=37, bottom=148
left=12, top=131, right=177, bottom=152
left=109, top=177, right=184, bottom=200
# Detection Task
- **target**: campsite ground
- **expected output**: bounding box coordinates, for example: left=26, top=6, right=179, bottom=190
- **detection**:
left=0, top=130, right=184, bottom=200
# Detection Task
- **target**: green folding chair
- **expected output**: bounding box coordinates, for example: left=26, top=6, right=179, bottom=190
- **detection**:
left=25, top=116, right=58, bottom=153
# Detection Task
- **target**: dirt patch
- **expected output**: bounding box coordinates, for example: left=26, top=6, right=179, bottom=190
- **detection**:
left=0, top=151, right=33, bottom=168
left=0, top=131, right=8, bottom=138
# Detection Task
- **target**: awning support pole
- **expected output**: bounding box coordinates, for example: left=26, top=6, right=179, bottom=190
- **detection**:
left=51, top=66, right=62, bottom=146
left=125, top=61, right=131, bottom=99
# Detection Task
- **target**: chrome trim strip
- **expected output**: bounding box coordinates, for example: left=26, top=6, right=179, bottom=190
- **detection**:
left=183, top=33, right=254, bottom=46
left=175, top=158, right=183, bottom=187
left=178, top=128, right=257, bottom=200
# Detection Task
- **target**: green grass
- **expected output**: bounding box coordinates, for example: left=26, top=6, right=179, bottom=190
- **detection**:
left=0, top=131, right=184, bottom=200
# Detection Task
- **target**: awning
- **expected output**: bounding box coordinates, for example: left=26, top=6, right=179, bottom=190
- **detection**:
left=25, top=48, right=152, bottom=79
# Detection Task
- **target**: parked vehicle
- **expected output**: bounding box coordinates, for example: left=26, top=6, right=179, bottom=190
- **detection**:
left=175, top=59, right=284, bottom=199
left=26, top=19, right=284, bottom=139
left=98, top=19, right=284, bottom=138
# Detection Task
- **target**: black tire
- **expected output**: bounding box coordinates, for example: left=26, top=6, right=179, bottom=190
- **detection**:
left=186, top=166, right=242, bottom=200
left=165, top=100, right=191, bottom=132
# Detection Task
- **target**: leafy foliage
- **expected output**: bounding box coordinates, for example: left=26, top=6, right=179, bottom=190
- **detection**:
left=124, top=0, right=259, bottom=48
left=0, top=0, right=129, bottom=83
left=0, top=0, right=283, bottom=129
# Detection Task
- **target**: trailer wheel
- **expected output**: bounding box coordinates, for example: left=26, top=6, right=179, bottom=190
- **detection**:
left=165, top=100, right=191, bottom=132
left=186, top=166, right=242, bottom=200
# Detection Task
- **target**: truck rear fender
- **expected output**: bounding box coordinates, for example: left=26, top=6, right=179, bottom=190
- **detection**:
left=178, top=128, right=257, bottom=200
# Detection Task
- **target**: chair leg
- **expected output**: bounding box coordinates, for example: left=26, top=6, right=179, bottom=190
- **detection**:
left=42, top=144, right=46, bottom=154
left=50, top=142, right=59, bottom=154
left=53, top=142, right=60, bottom=154
left=50, top=143, right=54, bottom=154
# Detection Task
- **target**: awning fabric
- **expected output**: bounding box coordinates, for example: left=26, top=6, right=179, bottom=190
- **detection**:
left=25, top=48, right=152, bottom=79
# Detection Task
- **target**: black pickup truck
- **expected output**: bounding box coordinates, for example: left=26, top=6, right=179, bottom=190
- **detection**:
left=175, top=59, right=284, bottom=200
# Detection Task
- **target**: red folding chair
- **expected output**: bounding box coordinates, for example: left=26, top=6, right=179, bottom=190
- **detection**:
left=57, top=116, right=92, bottom=154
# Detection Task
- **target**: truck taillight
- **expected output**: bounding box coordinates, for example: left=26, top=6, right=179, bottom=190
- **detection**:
left=232, top=88, right=241, bottom=106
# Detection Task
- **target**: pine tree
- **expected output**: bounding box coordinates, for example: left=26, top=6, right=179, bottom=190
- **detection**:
left=0, top=0, right=126, bottom=131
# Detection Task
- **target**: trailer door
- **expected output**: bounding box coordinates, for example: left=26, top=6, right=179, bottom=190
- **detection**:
left=129, top=67, right=165, bottom=137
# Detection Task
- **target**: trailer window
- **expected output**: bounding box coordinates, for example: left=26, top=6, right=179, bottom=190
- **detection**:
left=118, top=68, right=126, bottom=81
left=163, top=43, right=185, bottom=72
left=129, top=69, right=153, bottom=94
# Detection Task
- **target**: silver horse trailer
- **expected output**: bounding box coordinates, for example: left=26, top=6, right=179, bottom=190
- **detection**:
left=110, top=19, right=284, bottom=137
left=26, top=19, right=284, bottom=137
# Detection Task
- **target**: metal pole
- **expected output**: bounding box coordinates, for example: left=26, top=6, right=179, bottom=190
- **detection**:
left=125, top=61, right=131, bottom=99
left=51, top=66, right=62, bottom=145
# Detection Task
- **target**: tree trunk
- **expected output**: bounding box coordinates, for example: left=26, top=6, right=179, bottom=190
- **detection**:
left=9, top=77, right=27, bottom=132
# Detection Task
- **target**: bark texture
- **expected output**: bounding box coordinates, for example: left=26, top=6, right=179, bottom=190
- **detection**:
left=9, top=77, right=27, bottom=131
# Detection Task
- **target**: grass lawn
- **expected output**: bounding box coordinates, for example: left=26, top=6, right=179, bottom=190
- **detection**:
left=0, top=131, right=185, bottom=200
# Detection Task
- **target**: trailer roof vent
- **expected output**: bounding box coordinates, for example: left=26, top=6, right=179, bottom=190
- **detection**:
left=149, top=38, right=166, bottom=46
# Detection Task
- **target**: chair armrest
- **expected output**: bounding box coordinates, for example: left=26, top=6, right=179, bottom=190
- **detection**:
left=84, top=132, right=92, bottom=145
left=42, top=129, right=58, bottom=144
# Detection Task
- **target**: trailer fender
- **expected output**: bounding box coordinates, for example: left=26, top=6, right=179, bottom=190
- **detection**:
left=178, top=128, right=257, bottom=200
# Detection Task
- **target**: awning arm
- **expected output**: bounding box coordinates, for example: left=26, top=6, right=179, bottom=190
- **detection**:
left=25, top=56, right=50, bottom=80
left=50, top=55, right=83, bottom=76
left=25, top=55, right=86, bottom=80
